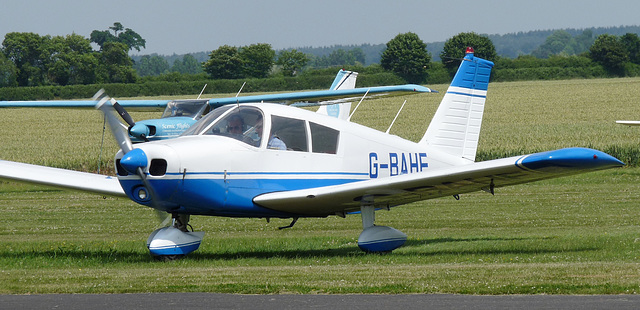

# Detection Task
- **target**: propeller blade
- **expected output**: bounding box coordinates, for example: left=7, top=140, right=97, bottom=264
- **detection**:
left=156, top=210, right=171, bottom=227
left=111, top=98, right=136, bottom=127
left=94, top=91, right=133, bottom=154
left=95, top=89, right=168, bottom=222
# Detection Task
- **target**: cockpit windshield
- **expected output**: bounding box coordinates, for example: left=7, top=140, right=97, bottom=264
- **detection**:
left=161, top=100, right=210, bottom=119
left=180, top=106, right=264, bottom=147
left=180, top=105, right=234, bottom=136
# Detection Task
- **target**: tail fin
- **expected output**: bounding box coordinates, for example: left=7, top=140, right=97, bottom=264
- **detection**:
left=419, top=48, right=494, bottom=162
left=318, top=69, right=358, bottom=120
left=329, top=69, right=358, bottom=90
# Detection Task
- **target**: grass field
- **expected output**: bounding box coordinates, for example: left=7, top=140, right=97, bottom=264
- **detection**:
left=1, top=77, right=640, bottom=294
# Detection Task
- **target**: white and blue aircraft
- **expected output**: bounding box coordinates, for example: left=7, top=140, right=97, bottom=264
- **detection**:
left=0, top=48, right=624, bottom=259
left=0, top=69, right=433, bottom=142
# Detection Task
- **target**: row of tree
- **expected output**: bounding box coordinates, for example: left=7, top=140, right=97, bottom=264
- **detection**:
left=134, top=54, right=203, bottom=76
left=379, top=30, right=640, bottom=83
left=202, top=45, right=369, bottom=79
left=3, top=22, right=640, bottom=90
left=0, top=23, right=143, bottom=87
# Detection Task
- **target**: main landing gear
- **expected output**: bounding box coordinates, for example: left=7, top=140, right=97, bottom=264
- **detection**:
left=357, top=205, right=407, bottom=253
left=146, top=208, right=407, bottom=259
left=147, top=214, right=205, bottom=260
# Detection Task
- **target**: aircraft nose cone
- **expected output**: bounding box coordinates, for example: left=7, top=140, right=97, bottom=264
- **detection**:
left=129, top=123, right=150, bottom=140
left=120, top=148, right=148, bottom=174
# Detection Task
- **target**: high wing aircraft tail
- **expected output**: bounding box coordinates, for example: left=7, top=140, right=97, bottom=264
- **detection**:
left=419, top=47, right=494, bottom=162
left=329, top=69, right=358, bottom=90
left=317, top=69, right=358, bottom=120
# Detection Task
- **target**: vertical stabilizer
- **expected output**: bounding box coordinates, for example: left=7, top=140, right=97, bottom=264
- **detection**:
left=318, top=69, right=358, bottom=120
left=419, top=48, right=494, bottom=162
left=329, top=69, right=358, bottom=90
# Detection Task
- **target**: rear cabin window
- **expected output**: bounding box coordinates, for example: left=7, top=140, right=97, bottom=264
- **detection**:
left=310, top=122, right=339, bottom=154
left=270, top=115, right=308, bottom=152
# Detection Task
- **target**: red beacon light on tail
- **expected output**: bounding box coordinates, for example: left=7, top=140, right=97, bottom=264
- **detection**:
left=466, top=47, right=474, bottom=54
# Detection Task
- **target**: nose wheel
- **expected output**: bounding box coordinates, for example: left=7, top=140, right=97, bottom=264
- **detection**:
left=147, top=213, right=205, bottom=260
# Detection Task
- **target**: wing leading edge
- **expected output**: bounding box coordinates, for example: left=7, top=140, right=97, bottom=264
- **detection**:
left=209, top=84, right=434, bottom=107
left=0, top=160, right=125, bottom=197
left=0, top=100, right=171, bottom=111
left=0, top=85, right=433, bottom=111
left=253, top=148, right=624, bottom=216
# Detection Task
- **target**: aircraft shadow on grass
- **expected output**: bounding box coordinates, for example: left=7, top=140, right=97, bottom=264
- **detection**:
left=1, top=236, right=598, bottom=262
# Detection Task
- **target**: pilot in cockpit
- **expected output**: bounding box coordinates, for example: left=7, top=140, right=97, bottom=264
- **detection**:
left=226, top=114, right=245, bottom=139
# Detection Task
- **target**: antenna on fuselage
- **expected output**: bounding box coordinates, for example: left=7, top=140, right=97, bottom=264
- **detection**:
left=385, top=100, right=407, bottom=134
left=347, top=88, right=370, bottom=121
left=197, top=84, right=207, bottom=99
left=235, top=82, right=246, bottom=107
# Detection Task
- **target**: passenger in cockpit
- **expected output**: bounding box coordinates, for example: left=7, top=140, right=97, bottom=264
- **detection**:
left=255, top=116, right=286, bottom=150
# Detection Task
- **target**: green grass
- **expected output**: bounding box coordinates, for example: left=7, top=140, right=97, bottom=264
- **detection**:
left=2, top=78, right=640, bottom=294
left=2, top=169, right=640, bottom=294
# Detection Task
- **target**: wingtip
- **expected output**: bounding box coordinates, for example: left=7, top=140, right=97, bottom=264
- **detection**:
left=519, top=147, right=624, bottom=171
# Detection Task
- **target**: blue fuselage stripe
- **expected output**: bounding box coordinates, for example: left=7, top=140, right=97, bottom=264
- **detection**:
left=163, top=171, right=369, bottom=176
left=120, top=177, right=361, bottom=217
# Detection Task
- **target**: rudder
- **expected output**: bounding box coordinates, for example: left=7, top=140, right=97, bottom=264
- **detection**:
left=419, top=48, right=494, bottom=162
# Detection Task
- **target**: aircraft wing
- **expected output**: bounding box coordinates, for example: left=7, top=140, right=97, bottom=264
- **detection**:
left=208, top=84, right=435, bottom=107
left=253, top=148, right=624, bottom=216
left=0, top=99, right=171, bottom=111
left=0, top=84, right=433, bottom=111
left=0, top=160, right=125, bottom=197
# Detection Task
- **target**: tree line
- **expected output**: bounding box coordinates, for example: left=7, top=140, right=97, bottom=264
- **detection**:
left=2, top=22, right=640, bottom=97
left=0, top=23, right=147, bottom=87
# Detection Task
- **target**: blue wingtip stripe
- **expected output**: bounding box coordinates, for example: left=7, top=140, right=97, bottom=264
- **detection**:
left=446, top=91, right=487, bottom=99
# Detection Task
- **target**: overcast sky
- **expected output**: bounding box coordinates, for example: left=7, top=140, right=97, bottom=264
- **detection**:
left=1, top=0, right=639, bottom=55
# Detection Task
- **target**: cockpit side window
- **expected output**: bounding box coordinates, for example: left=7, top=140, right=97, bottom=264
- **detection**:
left=310, top=122, right=339, bottom=154
left=270, top=115, right=308, bottom=151
left=202, top=106, right=263, bottom=147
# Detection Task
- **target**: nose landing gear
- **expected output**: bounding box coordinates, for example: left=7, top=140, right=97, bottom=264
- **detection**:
left=147, top=214, right=205, bottom=260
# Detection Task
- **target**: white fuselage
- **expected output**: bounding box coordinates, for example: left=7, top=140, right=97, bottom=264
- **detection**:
left=116, top=103, right=469, bottom=218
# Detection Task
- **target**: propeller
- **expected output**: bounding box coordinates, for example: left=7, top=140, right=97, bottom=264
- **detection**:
left=94, top=90, right=170, bottom=225
left=109, top=98, right=150, bottom=142
left=111, top=98, right=135, bottom=127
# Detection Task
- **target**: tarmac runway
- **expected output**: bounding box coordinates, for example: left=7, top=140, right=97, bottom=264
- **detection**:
left=3, top=293, right=640, bottom=309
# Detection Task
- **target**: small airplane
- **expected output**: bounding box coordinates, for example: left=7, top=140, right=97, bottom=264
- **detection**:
left=0, top=70, right=434, bottom=142
left=0, top=48, right=624, bottom=259
left=616, top=120, right=640, bottom=126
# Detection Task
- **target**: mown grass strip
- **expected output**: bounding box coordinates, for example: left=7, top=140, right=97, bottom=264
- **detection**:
left=1, top=78, right=640, bottom=294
